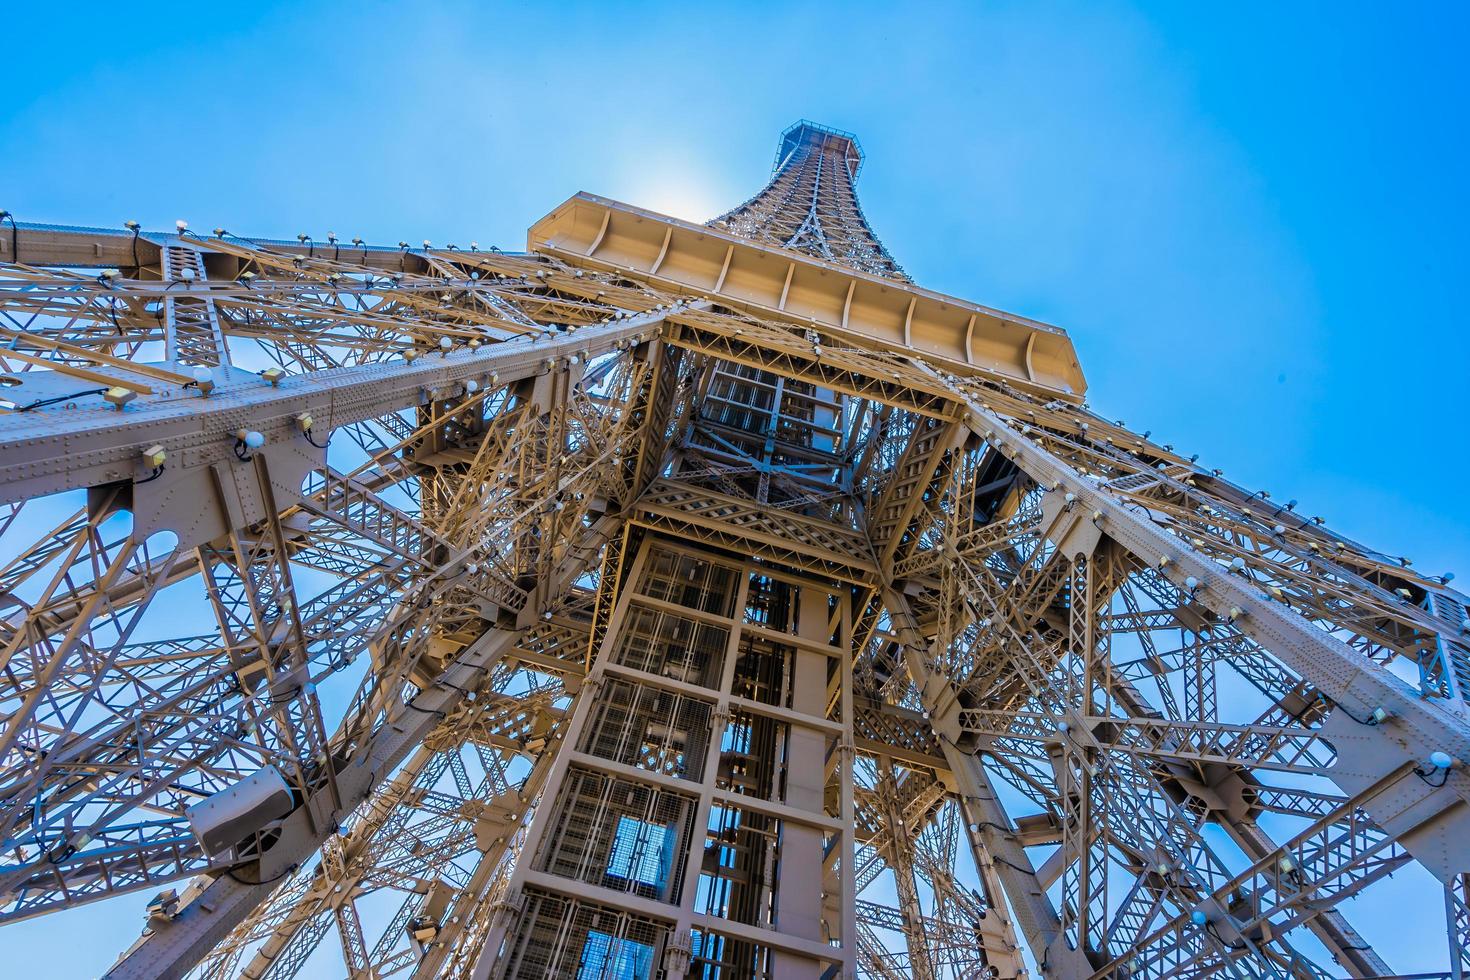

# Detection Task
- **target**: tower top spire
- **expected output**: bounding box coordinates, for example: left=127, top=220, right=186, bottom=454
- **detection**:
left=710, top=119, right=908, bottom=281
left=773, top=120, right=864, bottom=179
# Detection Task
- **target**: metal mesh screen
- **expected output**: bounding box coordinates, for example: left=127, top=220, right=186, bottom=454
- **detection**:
left=579, top=675, right=715, bottom=782
left=535, top=765, right=700, bottom=906
left=638, top=548, right=739, bottom=618
left=614, top=604, right=729, bottom=689
left=499, top=887, right=670, bottom=980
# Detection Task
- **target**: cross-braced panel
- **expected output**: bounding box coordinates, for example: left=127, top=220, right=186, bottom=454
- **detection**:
left=0, top=121, right=1464, bottom=980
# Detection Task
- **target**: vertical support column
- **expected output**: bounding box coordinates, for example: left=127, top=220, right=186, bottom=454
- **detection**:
left=769, top=585, right=837, bottom=980
left=839, top=597, right=857, bottom=980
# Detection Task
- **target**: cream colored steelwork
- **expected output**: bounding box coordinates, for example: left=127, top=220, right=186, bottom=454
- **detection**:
left=0, top=122, right=1466, bottom=980
left=529, top=194, right=1084, bottom=396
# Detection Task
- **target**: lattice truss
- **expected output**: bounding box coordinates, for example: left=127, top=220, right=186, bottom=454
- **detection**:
left=709, top=121, right=908, bottom=281
left=0, top=121, right=1466, bottom=980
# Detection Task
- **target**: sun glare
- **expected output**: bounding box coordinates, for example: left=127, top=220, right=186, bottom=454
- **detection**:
left=619, top=162, right=727, bottom=223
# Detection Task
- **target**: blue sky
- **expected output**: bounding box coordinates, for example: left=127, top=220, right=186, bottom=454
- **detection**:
left=2, top=1, right=1467, bottom=975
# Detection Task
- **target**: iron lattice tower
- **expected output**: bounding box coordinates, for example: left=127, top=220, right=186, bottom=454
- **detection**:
left=0, top=121, right=1467, bottom=980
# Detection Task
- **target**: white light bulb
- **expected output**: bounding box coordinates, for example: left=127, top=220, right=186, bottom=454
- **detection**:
left=192, top=367, right=213, bottom=383
left=243, top=430, right=265, bottom=449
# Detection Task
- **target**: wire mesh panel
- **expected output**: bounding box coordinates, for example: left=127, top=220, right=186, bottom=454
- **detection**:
left=637, top=547, right=740, bottom=618
left=498, top=887, right=671, bottom=980
left=613, top=604, right=730, bottom=689
left=579, top=675, right=716, bottom=782
left=535, top=765, right=700, bottom=906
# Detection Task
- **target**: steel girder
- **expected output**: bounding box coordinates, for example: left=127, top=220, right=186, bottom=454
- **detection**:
left=0, top=121, right=1465, bottom=980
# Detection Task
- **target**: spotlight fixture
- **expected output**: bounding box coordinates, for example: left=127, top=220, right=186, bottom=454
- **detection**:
left=103, top=386, right=137, bottom=410
left=191, top=366, right=216, bottom=395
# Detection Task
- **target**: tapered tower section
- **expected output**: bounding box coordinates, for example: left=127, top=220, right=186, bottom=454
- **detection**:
left=0, top=121, right=1467, bottom=980
left=710, top=120, right=909, bottom=281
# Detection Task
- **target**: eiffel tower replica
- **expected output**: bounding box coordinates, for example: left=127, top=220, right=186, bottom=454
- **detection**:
left=0, top=121, right=1466, bottom=980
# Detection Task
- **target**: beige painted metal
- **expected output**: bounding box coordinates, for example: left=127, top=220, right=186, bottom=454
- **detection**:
left=0, top=119, right=1465, bottom=980
left=529, top=193, right=1086, bottom=397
